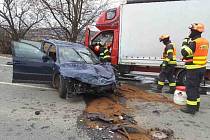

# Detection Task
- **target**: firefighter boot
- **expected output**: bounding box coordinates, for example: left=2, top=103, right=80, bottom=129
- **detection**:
left=180, top=105, right=197, bottom=115
left=196, top=102, right=200, bottom=112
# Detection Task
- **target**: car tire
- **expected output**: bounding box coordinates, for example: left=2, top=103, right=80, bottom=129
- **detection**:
left=59, top=76, right=67, bottom=99
left=53, top=74, right=60, bottom=89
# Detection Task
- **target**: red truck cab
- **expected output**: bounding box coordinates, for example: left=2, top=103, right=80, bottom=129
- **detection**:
left=85, top=1, right=210, bottom=87
left=85, top=7, right=120, bottom=65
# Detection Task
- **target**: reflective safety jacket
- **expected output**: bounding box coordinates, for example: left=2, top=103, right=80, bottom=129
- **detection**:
left=162, top=43, right=177, bottom=65
left=181, top=37, right=209, bottom=69
left=99, top=47, right=111, bottom=62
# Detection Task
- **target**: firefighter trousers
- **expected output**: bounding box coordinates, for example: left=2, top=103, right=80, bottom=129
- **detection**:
left=158, top=65, right=176, bottom=91
left=186, top=67, right=206, bottom=108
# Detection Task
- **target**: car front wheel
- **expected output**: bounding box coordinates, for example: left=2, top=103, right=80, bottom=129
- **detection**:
left=53, top=74, right=60, bottom=89
left=59, top=76, right=67, bottom=99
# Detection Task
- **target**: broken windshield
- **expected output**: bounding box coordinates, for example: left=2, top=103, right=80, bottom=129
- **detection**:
left=59, top=47, right=100, bottom=64
left=78, top=48, right=100, bottom=64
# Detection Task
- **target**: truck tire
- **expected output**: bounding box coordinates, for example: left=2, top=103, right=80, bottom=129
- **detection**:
left=176, top=70, right=187, bottom=86
left=59, top=76, right=67, bottom=99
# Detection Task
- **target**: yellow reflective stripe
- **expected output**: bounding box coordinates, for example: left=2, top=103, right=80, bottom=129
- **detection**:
left=187, top=100, right=197, bottom=106
left=197, top=98, right=201, bottom=103
left=104, top=49, right=109, bottom=53
left=164, top=57, right=176, bottom=64
left=172, top=57, right=177, bottom=61
left=103, top=55, right=111, bottom=59
left=158, top=81, right=164, bottom=86
left=186, top=65, right=206, bottom=69
left=193, top=61, right=207, bottom=65
left=182, top=46, right=193, bottom=55
left=164, top=58, right=170, bottom=62
left=186, top=55, right=193, bottom=58
left=168, top=61, right=177, bottom=64
left=167, top=49, right=173, bottom=54
left=192, top=56, right=207, bottom=65
left=183, top=38, right=192, bottom=45
left=183, top=38, right=191, bottom=43
left=100, top=53, right=104, bottom=55
left=183, top=39, right=188, bottom=43
left=181, top=45, right=187, bottom=49
left=194, top=56, right=207, bottom=60
left=169, top=83, right=176, bottom=87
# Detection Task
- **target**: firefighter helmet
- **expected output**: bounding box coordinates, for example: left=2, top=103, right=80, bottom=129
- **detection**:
left=159, top=34, right=170, bottom=42
left=189, top=23, right=205, bottom=33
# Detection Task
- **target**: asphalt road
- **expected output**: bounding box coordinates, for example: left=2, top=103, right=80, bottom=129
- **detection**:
left=128, top=81, right=210, bottom=140
left=1, top=55, right=210, bottom=140
left=0, top=56, right=90, bottom=140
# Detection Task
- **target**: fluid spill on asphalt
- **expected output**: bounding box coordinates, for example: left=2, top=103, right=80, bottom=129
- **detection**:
left=77, top=83, right=175, bottom=140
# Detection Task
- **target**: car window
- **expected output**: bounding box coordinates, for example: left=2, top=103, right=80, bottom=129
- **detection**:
left=78, top=48, right=100, bottom=64
left=92, top=31, right=114, bottom=46
left=20, top=40, right=42, bottom=49
left=13, top=41, right=45, bottom=59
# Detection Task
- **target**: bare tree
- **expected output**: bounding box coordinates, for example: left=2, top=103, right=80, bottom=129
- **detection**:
left=41, top=0, right=109, bottom=42
left=0, top=0, right=44, bottom=41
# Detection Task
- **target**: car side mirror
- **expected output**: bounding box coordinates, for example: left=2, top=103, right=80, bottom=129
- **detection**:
left=42, top=55, right=50, bottom=62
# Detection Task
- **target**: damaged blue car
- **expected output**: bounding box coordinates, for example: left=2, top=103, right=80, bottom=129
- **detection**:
left=12, top=39, right=116, bottom=98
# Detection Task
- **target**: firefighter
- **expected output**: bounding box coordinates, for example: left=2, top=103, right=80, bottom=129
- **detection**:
left=157, top=35, right=177, bottom=94
left=181, top=23, right=209, bottom=114
left=99, top=45, right=111, bottom=63
left=93, top=43, right=101, bottom=57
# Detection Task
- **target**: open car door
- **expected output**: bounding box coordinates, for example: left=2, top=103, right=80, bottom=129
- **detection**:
left=12, top=41, right=54, bottom=83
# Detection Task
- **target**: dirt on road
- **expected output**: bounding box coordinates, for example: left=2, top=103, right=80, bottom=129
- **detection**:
left=79, top=83, right=176, bottom=140
left=119, top=84, right=175, bottom=104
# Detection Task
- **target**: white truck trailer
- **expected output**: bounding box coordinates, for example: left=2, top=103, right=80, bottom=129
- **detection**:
left=85, top=0, right=210, bottom=84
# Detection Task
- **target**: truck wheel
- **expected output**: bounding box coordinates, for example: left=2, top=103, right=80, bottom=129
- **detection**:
left=176, top=70, right=187, bottom=86
left=59, top=76, right=67, bottom=99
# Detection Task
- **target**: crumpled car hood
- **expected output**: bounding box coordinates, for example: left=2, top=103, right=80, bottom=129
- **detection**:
left=59, top=62, right=116, bottom=86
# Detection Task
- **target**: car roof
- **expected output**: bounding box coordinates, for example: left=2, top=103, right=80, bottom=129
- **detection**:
left=43, top=39, right=85, bottom=49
